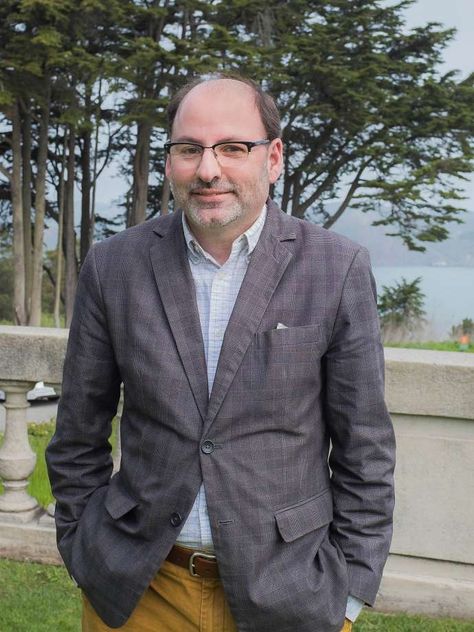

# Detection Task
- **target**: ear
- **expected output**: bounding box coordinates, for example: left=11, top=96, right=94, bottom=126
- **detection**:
left=267, top=138, right=283, bottom=184
left=165, top=155, right=171, bottom=178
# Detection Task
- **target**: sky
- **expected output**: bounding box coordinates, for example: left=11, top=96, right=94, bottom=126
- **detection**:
left=404, top=0, right=474, bottom=203
left=405, top=0, right=474, bottom=78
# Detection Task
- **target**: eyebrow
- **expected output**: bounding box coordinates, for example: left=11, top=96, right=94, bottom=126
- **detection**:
left=170, top=136, right=252, bottom=144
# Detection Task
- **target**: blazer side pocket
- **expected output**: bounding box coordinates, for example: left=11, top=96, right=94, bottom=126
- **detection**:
left=275, top=488, right=333, bottom=543
left=104, top=476, right=139, bottom=520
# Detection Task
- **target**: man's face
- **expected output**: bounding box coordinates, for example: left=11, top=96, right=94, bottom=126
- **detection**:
left=165, top=80, right=283, bottom=234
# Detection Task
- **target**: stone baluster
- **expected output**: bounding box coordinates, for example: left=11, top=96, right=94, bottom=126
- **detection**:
left=0, top=380, right=42, bottom=522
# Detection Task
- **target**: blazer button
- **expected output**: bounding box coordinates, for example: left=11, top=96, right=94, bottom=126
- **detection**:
left=170, top=512, right=182, bottom=527
left=201, top=440, right=214, bottom=454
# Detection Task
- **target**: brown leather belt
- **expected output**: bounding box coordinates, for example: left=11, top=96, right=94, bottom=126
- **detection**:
left=166, top=544, right=220, bottom=579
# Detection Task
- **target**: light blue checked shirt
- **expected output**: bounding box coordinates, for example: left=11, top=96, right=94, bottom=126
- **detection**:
left=176, top=206, right=363, bottom=623
left=177, top=205, right=267, bottom=550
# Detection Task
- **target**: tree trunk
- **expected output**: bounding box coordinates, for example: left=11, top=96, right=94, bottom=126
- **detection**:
left=21, top=106, right=32, bottom=320
left=64, top=126, right=78, bottom=327
left=54, top=129, right=67, bottom=328
left=160, top=177, right=170, bottom=215
left=11, top=100, right=27, bottom=325
left=129, top=121, right=151, bottom=226
left=322, top=163, right=368, bottom=230
left=80, top=127, right=92, bottom=265
left=29, top=88, right=50, bottom=326
left=90, top=78, right=102, bottom=246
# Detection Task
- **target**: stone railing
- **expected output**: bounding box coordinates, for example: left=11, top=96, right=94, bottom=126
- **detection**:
left=0, top=327, right=67, bottom=522
left=0, top=326, right=473, bottom=618
left=380, top=347, right=474, bottom=619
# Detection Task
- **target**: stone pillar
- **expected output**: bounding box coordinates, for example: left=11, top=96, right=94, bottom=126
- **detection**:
left=0, top=380, right=42, bottom=522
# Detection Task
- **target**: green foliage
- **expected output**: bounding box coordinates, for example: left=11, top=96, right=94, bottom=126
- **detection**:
left=28, top=419, right=56, bottom=437
left=0, top=252, right=64, bottom=323
left=450, top=317, right=474, bottom=339
left=211, top=0, right=474, bottom=250
left=377, top=276, right=426, bottom=341
left=28, top=422, right=55, bottom=507
left=385, top=340, right=474, bottom=353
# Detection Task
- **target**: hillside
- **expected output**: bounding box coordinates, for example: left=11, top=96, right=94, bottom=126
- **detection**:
left=332, top=208, right=474, bottom=267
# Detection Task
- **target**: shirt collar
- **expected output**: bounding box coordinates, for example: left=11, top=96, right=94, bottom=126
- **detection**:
left=182, top=205, right=267, bottom=265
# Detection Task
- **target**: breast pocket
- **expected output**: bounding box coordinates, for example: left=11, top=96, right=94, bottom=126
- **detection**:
left=255, top=324, right=322, bottom=348
left=248, top=325, right=323, bottom=397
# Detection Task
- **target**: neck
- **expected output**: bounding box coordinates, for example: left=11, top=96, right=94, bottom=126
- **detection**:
left=190, top=224, right=241, bottom=265
left=185, top=211, right=263, bottom=265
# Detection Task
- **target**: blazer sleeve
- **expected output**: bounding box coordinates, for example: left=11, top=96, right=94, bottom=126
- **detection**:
left=46, top=245, right=121, bottom=566
left=323, top=246, right=395, bottom=606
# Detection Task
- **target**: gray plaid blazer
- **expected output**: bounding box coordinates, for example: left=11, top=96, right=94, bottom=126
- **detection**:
left=46, top=200, right=395, bottom=631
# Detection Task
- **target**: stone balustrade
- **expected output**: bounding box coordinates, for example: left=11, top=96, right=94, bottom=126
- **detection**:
left=381, top=348, right=474, bottom=619
left=0, top=325, right=473, bottom=618
left=0, top=327, right=67, bottom=523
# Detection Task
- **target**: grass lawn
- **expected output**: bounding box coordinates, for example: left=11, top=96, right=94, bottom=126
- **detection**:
left=385, top=341, right=473, bottom=353
left=27, top=421, right=56, bottom=507
left=0, top=559, right=473, bottom=632
left=0, top=420, right=56, bottom=507
left=0, top=559, right=81, bottom=632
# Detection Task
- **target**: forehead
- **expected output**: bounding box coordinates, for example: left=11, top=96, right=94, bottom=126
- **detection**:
left=172, top=79, right=266, bottom=141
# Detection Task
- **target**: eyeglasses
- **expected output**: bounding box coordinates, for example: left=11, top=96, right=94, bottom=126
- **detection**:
left=164, top=140, right=270, bottom=167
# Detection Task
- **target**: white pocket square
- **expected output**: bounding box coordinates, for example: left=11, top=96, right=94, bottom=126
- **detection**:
left=276, top=323, right=288, bottom=329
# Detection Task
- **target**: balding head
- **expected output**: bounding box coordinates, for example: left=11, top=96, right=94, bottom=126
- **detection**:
left=167, top=73, right=281, bottom=140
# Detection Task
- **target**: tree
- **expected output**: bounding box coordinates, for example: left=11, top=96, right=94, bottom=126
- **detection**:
left=0, top=0, right=124, bottom=324
left=113, top=0, right=226, bottom=227
left=0, top=0, right=75, bottom=324
left=377, top=276, right=426, bottom=341
left=450, top=318, right=474, bottom=339
left=1, top=0, right=474, bottom=326
left=214, top=0, right=474, bottom=251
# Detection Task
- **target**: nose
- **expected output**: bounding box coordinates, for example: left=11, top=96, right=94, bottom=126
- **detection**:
left=195, top=147, right=222, bottom=183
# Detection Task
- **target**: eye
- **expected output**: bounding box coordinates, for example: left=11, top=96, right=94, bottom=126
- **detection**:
left=217, top=143, right=247, bottom=156
left=177, top=144, right=202, bottom=156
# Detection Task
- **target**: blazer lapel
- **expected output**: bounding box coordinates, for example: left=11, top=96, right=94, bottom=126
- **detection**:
left=149, top=213, right=208, bottom=422
left=205, top=205, right=295, bottom=429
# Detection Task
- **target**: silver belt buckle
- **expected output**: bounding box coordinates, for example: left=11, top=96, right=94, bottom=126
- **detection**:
left=188, top=551, right=217, bottom=577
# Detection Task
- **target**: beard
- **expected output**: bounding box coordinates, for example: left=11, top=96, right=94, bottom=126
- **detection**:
left=169, top=165, right=270, bottom=231
left=169, top=180, right=243, bottom=229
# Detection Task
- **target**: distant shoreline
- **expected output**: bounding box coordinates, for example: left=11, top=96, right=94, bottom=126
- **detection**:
left=374, top=264, right=474, bottom=269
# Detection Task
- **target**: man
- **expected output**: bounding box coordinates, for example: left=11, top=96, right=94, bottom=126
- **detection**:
left=46, top=74, right=395, bottom=632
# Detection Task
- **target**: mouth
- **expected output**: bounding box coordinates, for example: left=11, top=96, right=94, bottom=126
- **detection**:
left=191, top=190, right=233, bottom=197
left=191, top=190, right=234, bottom=204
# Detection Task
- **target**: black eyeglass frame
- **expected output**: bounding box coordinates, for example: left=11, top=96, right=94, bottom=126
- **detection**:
left=164, top=139, right=271, bottom=155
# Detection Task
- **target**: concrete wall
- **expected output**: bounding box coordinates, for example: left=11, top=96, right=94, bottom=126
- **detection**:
left=380, top=348, right=474, bottom=618
left=0, top=327, right=473, bottom=618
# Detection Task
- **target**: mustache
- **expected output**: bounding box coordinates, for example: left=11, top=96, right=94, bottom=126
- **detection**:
left=189, top=182, right=235, bottom=194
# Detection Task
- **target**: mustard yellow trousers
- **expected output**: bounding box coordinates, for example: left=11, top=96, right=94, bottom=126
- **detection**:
left=82, top=559, right=353, bottom=632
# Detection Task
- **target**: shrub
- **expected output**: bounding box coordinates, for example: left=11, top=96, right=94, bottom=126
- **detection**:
left=377, top=277, right=426, bottom=342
